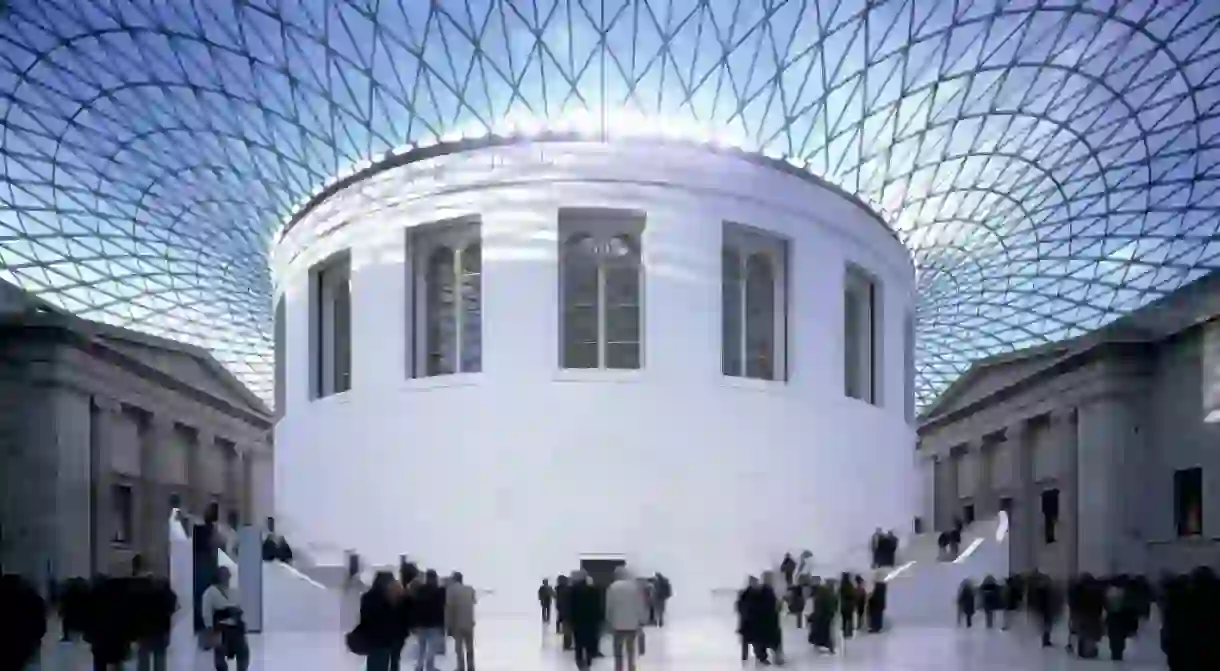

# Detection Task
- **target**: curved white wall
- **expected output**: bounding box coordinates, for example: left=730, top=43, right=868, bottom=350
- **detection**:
left=272, top=141, right=916, bottom=613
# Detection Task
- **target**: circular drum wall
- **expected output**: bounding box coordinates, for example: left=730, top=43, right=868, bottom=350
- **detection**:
left=272, top=140, right=916, bottom=613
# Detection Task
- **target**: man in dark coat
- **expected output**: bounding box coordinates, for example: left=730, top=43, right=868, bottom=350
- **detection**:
left=0, top=563, right=47, bottom=671
left=131, top=554, right=178, bottom=671
left=567, top=571, right=602, bottom=671
left=780, top=554, right=796, bottom=587
left=739, top=576, right=782, bottom=664
left=555, top=574, right=572, bottom=647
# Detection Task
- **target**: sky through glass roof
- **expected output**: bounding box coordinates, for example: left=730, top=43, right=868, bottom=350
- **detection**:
left=3, top=0, right=1220, bottom=409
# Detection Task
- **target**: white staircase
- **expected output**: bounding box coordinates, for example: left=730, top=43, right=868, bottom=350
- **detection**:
left=882, top=514, right=1011, bottom=626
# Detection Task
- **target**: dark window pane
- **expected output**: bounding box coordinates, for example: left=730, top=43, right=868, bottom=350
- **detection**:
left=426, top=246, right=457, bottom=375
left=722, top=248, right=742, bottom=377
left=562, top=236, right=601, bottom=368
left=745, top=253, right=775, bottom=380
left=606, top=342, right=640, bottom=369
left=460, top=243, right=482, bottom=373
left=112, top=484, right=133, bottom=545
left=333, top=274, right=352, bottom=392
left=1175, top=467, right=1203, bottom=536
left=844, top=285, right=862, bottom=398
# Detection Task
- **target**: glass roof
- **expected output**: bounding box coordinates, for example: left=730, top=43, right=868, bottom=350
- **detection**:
left=2, top=0, right=1220, bottom=410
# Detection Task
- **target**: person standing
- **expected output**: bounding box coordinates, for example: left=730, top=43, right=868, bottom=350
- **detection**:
left=567, top=570, right=601, bottom=671
left=410, top=570, right=447, bottom=671
left=838, top=573, right=856, bottom=639
left=131, top=554, right=177, bottom=671
left=980, top=575, right=1002, bottom=629
left=555, top=574, right=572, bottom=648
left=653, top=573, right=671, bottom=627
left=538, top=579, right=554, bottom=624
left=200, top=566, right=249, bottom=671
left=780, top=554, right=796, bottom=588
left=446, top=572, right=477, bottom=671
left=605, top=567, right=647, bottom=671
left=956, top=579, right=976, bottom=628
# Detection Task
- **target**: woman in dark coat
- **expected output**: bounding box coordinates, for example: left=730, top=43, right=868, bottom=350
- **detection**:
left=808, top=581, right=838, bottom=652
left=354, top=571, right=402, bottom=671
left=866, top=579, right=887, bottom=633
left=837, top=573, right=856, bottom=639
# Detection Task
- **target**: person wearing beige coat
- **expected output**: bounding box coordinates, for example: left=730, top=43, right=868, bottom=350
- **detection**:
left=445, top=572, right=478, bottom=671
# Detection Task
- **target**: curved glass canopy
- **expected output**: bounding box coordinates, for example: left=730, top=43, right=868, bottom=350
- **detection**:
left=2, top=1, right=1219, bottom=409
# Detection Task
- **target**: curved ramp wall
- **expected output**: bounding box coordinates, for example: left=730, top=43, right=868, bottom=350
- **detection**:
left=272, top=141, right=916, bottom=613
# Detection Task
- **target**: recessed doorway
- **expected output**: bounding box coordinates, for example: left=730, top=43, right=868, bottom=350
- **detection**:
left=579, top=555, right=626, bottom=589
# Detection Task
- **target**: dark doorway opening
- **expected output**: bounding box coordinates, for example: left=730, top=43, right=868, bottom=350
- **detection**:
left=580, top=556, right=626, bottom=589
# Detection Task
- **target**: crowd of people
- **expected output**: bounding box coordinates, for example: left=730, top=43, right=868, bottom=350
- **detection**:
left=546, top=566, right=666, bottom=671
left=735, top=551, right=894, bottom=666
left=347, top=558, right=478, bottom=671
left=954, top=567, right=1220, bottom=669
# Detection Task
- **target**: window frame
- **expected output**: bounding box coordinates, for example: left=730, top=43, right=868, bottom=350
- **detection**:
left=722, top=222, right=790, bottom=382
left=406, top=217, right=483, bottom=379
left=557, top=208, right=647, bottom=371
left=844, top=263, right=883, bottom=405
left=310, top=251, right=352, bottom=399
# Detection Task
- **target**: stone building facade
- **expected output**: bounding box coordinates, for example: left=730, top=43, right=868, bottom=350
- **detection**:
left=0, top=281, right=273, bottom=581
left=917, top=271, right=1220, bottom=579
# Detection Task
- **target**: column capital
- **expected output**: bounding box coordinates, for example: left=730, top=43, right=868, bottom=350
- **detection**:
left=1005, top=419, right=1033, bottom=442
left=1050, top=406, right=1077, bottom=425
left=92, top=395, right=122, bottom=414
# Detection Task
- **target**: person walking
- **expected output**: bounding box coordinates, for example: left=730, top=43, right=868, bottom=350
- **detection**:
left=410, top=570, right=446, bottom=671
left=446, top=572, right=477, bottom=671
left=200, top=566, right=249, bottom=671
left=605, top=566, right=647, bottom=671
left=538, top=579, right=554, bottom=624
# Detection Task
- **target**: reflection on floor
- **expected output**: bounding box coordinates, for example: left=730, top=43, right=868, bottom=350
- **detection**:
left=38, top=614, right=1165, bottom=670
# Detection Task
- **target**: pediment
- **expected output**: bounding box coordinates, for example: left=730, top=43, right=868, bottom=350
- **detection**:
left=93, top=330, right=269, bottom=417
left=924, top=346, right=1071, bottom=419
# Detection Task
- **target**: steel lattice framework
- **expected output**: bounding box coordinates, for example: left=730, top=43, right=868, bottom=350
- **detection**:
left=3, top=0, right=1220, bottom=409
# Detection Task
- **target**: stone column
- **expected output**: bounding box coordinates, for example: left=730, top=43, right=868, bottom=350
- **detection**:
left=142, top=415, right=176, bottom=576
left=1007, top=420, right=1035, bottom=574
left=978, top=438, right=999, bottom=518
left=223, top=441, right=242, bottom=524
left=190, top=428, right=214, bottom=515
left=1075, top=396, right=1137, bottom=576
left=89, top=396, right=121, bottom=575
left=1052, top=408, right=1079, bottom=577
left=947, top=445, right=966, bottom=525
left=247, top=447, right=275, bottom=526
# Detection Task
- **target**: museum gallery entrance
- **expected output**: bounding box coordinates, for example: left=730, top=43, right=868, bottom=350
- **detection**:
left=580, top=556, right=626, bottom=588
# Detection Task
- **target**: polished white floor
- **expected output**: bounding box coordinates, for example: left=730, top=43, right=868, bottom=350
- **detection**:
left=36, top=614, right=1165, bottom=670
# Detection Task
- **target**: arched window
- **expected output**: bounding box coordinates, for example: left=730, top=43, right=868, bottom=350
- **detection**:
left=560, top=216, right=645, bottom=370
left=722, top=224, right=787, bottom=380
left=411, top=220, right=482, bottom=377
